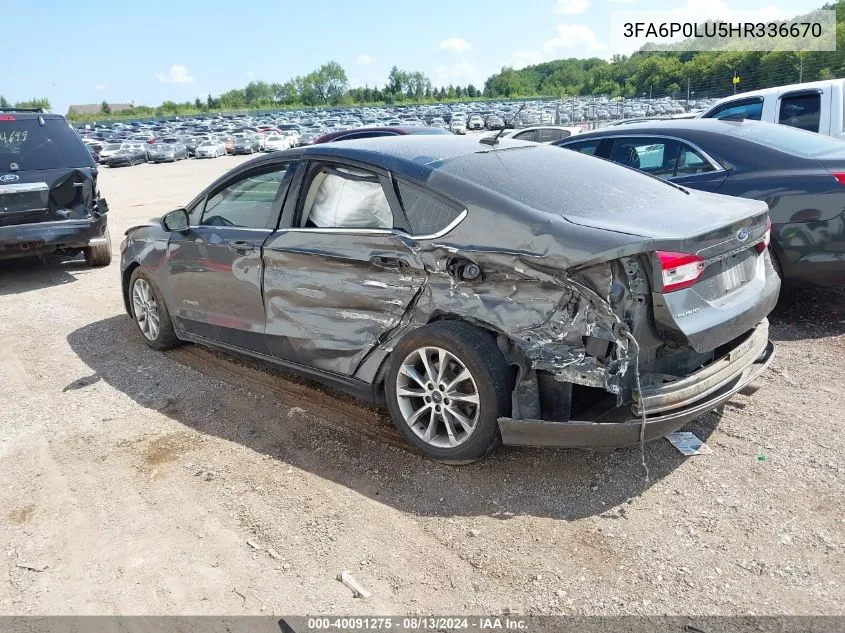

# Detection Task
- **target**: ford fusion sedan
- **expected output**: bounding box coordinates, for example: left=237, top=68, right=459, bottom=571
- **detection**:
left=120, top=136, right=777, bottom=462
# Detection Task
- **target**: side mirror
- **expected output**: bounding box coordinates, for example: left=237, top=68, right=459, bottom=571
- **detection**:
left=162, top=208, right=189, bottom=232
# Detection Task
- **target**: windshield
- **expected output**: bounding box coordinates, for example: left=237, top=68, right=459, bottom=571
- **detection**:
left=0, top=118, right=95, bottom=170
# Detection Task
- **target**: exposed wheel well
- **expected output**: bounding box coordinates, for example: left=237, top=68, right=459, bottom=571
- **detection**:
left=122, top=262, right=140, bottom=316
left=371, top=314, right=510, bottom=402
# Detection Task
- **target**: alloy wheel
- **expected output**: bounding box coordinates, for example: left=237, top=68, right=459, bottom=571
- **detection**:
left=132, top=278, right=160, bottom=341
left=395, top=346, right=480, bottom=449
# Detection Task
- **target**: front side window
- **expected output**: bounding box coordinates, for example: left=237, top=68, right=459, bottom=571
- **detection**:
left=395, top=180, right=462, bottom=235
left=778, top=93, right=821, bottom=132
left=200, top=166, right=289, bottom=229
left=299, top=165, right=393, bottom=229
left=704, top=99, right=763, bottom=121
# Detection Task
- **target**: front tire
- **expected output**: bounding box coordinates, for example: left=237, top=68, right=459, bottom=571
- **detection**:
left=129, top=269, right=179, bottom=351
left=385, top=321, right=512, bottom=464
left=84, top=228, right=112, bottom=267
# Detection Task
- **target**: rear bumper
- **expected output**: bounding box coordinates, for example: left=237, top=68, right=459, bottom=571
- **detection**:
left=0, top=215, right=108, bottom=260
left=498, top=320, right=774, bottom=449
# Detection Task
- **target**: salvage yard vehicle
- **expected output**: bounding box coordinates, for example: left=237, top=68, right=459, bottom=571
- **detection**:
left=120, top=136, right=778, bottom=462
left=0, top=108, right=112, bottom=266
left=557, top=119, right=845, bottom=287
left=195, top=138, right=227, bottom=158
left=699, top=78, right=845, bottom=139
left=106, top=147, right=147, bottom=167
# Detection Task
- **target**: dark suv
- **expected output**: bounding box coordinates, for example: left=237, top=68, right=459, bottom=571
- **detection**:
left=0, top=108, right=111, bottom=266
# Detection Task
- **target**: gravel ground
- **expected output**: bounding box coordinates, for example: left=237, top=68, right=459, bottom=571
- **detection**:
left=0, top=155, right=843, bottom=616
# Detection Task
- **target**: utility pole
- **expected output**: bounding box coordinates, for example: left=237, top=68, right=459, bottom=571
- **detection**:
left=798, top=53, right=804, bottom=82
left=686, top=78, right=690, bottom=110
left=649, top=84, right=652, bottom=100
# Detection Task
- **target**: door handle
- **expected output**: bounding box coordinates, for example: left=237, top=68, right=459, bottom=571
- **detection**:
left=370, top=255, right=405, bottom=269
left=228, top=240, right=255, bottom=253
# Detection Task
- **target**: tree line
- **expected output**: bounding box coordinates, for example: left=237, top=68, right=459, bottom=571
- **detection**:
left=485, top=1, right=844, bottom=99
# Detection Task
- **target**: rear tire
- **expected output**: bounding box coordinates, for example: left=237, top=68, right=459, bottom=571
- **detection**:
left=385, top=321, right=512, bottom=464
left=129, top=269, right=179, bottom=351
left=84, top=228, right=112, bottom=267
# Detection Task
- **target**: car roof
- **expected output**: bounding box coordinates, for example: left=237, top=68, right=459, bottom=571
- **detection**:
left=302, top=135, right=536, bottom=170
left=562, top=118, right=768, bottom=139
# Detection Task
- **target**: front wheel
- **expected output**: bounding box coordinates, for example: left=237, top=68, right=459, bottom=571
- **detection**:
left=129, top=269, right=180, bottom=351
left=385, top=321, right=512, bottom=464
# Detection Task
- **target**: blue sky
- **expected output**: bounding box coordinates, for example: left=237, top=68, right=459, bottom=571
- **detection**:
left=3, top=0, right=825, bottom=114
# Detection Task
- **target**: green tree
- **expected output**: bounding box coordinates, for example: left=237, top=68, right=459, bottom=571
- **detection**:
left=0, top=95, right=10, bottom=108
left=14, top=98, right=51, bottom=111
left=100, top=101, right=111, bottom=115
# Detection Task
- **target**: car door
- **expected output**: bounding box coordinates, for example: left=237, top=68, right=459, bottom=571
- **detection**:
left=166, top=161, right=294, bottom=353
left=262, top=160, right=428, bottom=377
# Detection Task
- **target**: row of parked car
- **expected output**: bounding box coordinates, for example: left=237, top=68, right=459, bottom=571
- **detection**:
left=76, top=95, right=721, bottom=167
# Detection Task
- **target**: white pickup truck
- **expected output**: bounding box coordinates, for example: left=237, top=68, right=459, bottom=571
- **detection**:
left=698, top=78, right=845, bottom=139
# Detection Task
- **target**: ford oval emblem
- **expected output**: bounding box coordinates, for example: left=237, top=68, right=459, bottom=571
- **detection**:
left=0, top=174, right=19, bottom=183
left=736, top=227, right=749, bottom=242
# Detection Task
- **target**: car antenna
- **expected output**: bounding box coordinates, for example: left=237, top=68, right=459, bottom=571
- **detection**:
left=480, top=103, right=526, bottom=146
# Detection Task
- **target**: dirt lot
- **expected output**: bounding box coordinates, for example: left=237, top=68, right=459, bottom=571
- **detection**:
left=1, top=156, right=843, bottom=616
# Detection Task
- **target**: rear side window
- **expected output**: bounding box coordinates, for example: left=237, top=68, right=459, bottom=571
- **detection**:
left=562, top=139, right=602, bottom=155
left=704, top=99, right=763, bottom=121
left=610, top=138, right=680, bottom=177
left=395, top=180, right=462, bottom=236
left=778, top=93, right=821, bottom=132
left=513, top=130, right=539, bottom=142
left=0, top=117, right=95, bottom=170
left=536, top=128, right=563, bottom=143
left=676, top=144, right=716, bottom=176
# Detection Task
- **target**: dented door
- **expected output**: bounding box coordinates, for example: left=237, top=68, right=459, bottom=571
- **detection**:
left=262, top=230, right=427, bottom=376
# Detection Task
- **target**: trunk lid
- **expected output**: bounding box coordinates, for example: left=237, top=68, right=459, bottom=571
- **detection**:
left=565, top=188, right=776, bottom=353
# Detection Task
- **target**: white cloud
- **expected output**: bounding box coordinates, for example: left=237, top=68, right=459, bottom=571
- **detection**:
left=356, top=53, right=376, bottom=64
left=156, top=65, right=194, bottom=85
left=246, top=70, right=254, bottom=78
left=95, top=84, right=107, bottom=92
left=512, top=51, right=544, bottom=69
left=608, top=0, right=636, bottom=3
left=543, top=24, right=606, bottom=53
left=435, top=60, right=479, bottom=85
left=439, top=37, right=471, bottom=53
left=557, top=0, right=590, bottom=13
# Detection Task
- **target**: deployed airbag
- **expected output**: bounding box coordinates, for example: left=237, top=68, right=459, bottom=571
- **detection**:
left=308, top=169, right=392, bottom=229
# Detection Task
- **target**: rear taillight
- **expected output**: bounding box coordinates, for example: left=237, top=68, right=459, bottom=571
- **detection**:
left=832, top=172, right=845, bottom=186
left=755, top=217, right=772, bottom=253
left=656, top=251, right=705, bottom=292
left=0, top=115, right=15, bottom=121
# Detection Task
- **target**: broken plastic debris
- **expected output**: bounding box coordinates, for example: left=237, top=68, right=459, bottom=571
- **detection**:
left=665, top=432, right=712, bottom=456
left=337, top=570, right=372, bottom=598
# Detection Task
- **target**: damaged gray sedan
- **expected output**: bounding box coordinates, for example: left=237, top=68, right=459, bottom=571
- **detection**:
left=120, top=136, right=778, bottom=462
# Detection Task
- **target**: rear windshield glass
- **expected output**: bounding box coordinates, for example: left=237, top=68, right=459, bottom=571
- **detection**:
left=434, top=144, right=685, bottom=219
left=0, top=118, right=95, bottom=170
left=732, top=122, right=845, bottom=158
